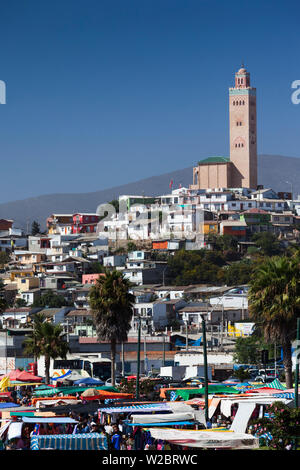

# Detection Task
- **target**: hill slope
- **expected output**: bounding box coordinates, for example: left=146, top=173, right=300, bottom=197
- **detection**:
left=0, top=154, right=299, bottom=229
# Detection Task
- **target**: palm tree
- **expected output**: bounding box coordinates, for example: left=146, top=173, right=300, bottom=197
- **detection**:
left=248, top=255, right=300, bottom=389
left=0, top=279, right=7, bottom=314
left=24, top=313, right=69, bottom=384
left=89, top=270, right=135, bottom=386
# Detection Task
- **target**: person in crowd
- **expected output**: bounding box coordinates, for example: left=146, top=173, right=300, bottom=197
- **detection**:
left=111, top=424, right=122, bottom=450
left=90, top=422, right=99, bottom=433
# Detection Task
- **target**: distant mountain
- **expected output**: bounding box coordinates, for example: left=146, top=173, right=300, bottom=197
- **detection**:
left=0, top=154, right=299, bottom=230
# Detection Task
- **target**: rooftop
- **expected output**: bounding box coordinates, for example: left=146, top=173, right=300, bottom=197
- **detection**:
left=198, top=156, right=230, bottom=165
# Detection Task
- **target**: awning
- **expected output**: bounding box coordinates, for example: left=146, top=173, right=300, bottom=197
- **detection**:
left=208, top=397, right=221, bottom=419
left=33, top=397, right=80, bottom=407
left=131, top=412, right=195, bottom=424
left=99, top=403, right=171, bottom=414
left=127, top=421, right=195, bottom=427
left=22, top=417, right=78, bottom=424
left=230, top=402, right=256, bottom=434
left=30, top=433, right=108, bottom=450
left=149, top=428, right=259, bottom=449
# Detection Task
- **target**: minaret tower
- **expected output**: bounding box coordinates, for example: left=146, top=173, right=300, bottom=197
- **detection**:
left=229, top=65, right=257, bottom=189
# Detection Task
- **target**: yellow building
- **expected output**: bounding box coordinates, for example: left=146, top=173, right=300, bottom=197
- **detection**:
left=16, top=276, right=40, bottom=293
left=198, top=220, right=219, bottom=236
left=9, top=270, right=35, bottom=282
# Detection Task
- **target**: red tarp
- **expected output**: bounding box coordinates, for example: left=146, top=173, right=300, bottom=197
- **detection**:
left=7, top=369, right=42, bottom=382
left=8, top=369, right=22, bottom=380
left=16, top=371, right=43, bottom=382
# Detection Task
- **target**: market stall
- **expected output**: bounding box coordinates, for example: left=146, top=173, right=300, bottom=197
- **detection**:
left=30, top=432, right=108, bottom=450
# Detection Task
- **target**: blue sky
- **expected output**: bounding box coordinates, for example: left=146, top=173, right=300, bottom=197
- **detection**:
left=0, top=0, right=300, bottom=201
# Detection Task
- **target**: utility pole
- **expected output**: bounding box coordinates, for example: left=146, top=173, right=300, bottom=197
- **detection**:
left=162, top=333, right=166, bottom=367
left=201, top=315, right=209, bottom=424
left=136, top=317, right=141, bottom=400
left=144, top=334, right=147, bottom=375
left=121, top=342, right=125, bottom=377
left=185, top=320, right=188, bottom=350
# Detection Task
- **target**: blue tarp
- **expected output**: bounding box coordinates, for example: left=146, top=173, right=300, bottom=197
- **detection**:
left=73, top=377, right=104, bottom=386
left=0, top=403, right=20, bottom=409
left=175, top=338, right=202, bottom=347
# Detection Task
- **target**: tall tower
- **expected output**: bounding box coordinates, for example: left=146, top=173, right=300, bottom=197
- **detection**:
left=229, top=66, right=257, bottom=189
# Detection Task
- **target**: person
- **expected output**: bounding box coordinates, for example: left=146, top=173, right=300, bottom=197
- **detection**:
left=111, top=424, right=122, bottom=450
left=90, top=422, right=99, bottom=433
left=120, top=437, right=127, bottom=450
left=104, top=422, right=114, bottom=435
left=126, top=436, right=134, bottom=450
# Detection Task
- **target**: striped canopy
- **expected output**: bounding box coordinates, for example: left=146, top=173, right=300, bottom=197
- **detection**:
left=99, top=402, right=171, bottom=413
left=271, top=392, right=294, bottom=399
left=30, top=433, right=108, bottom=451
left=265, top=379, right=286, bottom=390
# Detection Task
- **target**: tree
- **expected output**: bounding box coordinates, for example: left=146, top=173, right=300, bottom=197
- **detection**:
left=127, top=241, right=137, bottom=252
left=31, top=220, right=41, bottom=236
left=0, top=279, right=7, bottom=313
left=32, top=290, right=68, bottom=308
left=233, top=367, right=251, bottom=382
left=221, top=260, right=255, bottom=285
left=248, top=255, right=300, bottom=389
left=250, top=401, right=300, bottom=450
left=166, top=249, right=226, bottom=285
left=14, top=298, right=28, bottom=308
left=233, top=335, right=263, bottom=365
left=88, top=270, right=135, bottom=386
left=0, top=251, right=10, bottom=268
left=23, top=313, right=69, bottom=384
left=251, top=232, right=282, bottom=257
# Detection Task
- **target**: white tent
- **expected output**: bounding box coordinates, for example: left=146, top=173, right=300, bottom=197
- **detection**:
left=149, top=428, right=259, bottom=449
left=131, top=412, right=195, bottom=424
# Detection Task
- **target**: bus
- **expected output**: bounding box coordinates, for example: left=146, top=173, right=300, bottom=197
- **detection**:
left=37, top=354, right=111, bottom=382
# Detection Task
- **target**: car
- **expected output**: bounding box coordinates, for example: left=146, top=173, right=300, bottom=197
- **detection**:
left=105, top=377, right=122, bottom=386
left=222, top=377, right=242, bottom=383
left=182, top=377, right=206, bottom=386
left=252, top=375, right=277, bottom=384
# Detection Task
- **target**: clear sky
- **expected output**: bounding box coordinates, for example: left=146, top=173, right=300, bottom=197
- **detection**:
left=0, top=0, right=300, bottom=202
